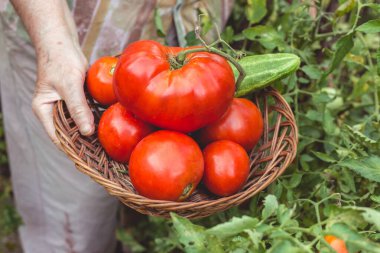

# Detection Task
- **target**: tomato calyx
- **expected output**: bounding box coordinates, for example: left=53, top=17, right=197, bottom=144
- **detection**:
left=175, top=47, right=246, bottom=89
left=178, top=183, right=193, bottom=201
left=167, top=54, right=183, bottom=70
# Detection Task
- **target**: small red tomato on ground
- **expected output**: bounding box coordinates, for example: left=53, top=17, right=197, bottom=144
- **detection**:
left=203, top=140, right=250, bottom=197
left=98, top=103, right=154, bottom=163
left=87, top=56, right=118, bottom=106
left=197, top=98, right=263, bottom=152
left=129, top=130, right=204, bottom=201
left=324, top=235, right=348, bottom=253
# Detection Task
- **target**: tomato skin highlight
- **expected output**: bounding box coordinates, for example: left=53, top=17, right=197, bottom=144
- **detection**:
left=98, top=103, right=155, bottom=163
left=324, top=235, right=348, bottom=253
left=113, top=40, right=235, bottom=132
left=129, top=130, right=204, bottom=201
left=197, top=98, right=264, bottom=152
left=203, top=140, right=250, bottom=197
left=87, top=56, right=118, bottom=106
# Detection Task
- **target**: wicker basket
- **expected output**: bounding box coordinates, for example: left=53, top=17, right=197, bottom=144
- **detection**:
left=53, top=87, right=297, bottom=219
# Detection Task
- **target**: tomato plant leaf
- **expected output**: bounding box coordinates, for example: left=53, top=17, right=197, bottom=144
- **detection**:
left=243, top=25, right=286, bottom=50
left=345, top=124, right=379, bottom=149
left=335, top=0, right=356, bottom=17
left=233, top=53, right=300, bottom=97
left=245, top=0, right=267, bottom=25
left=268, top=240, right=299, bottom=253
left=154, top=8, right=166, bottom=38
left=356, top=19, right=380, bottom=34
left=360, top=208, right=380, bottom=231
left=338, top=155, right=380, bottom=183
left=170, top=213, right=208, bottom=253
left=366, top=3, right=380, bottom=12
left=301, top=65, right=322, bottom=80
left=206, top=216, right=259, bottom=238
left=116, top=229, right=145, bottom=253
left=323, top=33, right=354, bottom=78
left=312, top=151, right=337, bottom=163
left=262, top=195, right=278, bottom=220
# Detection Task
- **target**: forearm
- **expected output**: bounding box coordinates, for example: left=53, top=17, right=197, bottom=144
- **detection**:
left=10, top=0, right=78, bottom=54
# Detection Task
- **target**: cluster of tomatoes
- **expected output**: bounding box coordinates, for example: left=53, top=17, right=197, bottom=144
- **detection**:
left=87, top=40, right=263, bottom=201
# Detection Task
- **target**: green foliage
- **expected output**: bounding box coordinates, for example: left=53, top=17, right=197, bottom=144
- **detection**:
left=117, top=0, right=380, bottom=251
left=0, top=177, right=23, bottom=252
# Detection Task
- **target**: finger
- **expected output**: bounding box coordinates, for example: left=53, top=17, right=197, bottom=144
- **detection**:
left=58, top=74, right=94, bottom=136
left=32, top=96, right=61, bottom=147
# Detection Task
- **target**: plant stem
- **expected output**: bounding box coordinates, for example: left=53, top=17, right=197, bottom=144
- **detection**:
left=350, top=0, right=362, bottom=33
left=176, top=47, right=246, bottom=89
left=357, top=33, right=379, bottom=120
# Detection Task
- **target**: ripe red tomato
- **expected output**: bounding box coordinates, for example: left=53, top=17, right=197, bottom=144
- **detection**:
left=202, top=140, right=250, bottom=196
left=87, top=56, right=118, bottom=106
left=98, top=103, right=154, bottom=163
left=113, top=40, right=235, bottom=132
left=324, top=235, right=348, bottom=253
left=129, top=130, right=204, bottom=201
left=197, top=98, right=263, bottom=152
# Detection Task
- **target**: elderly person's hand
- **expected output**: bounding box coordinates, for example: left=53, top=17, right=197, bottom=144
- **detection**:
left=32, top=29, right=94, bottom=145
left=11, top=0, right=94, bottom=145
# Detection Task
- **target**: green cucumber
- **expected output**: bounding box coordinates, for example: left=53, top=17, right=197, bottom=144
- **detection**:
left=231, top=53, right=301, bottom=97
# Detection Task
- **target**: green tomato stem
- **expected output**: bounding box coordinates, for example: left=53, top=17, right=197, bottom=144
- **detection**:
left=175, top=47, right=246, bottom=90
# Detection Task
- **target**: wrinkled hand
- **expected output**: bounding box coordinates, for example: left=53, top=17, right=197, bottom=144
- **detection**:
left=32, top=31, right=94, bottom=146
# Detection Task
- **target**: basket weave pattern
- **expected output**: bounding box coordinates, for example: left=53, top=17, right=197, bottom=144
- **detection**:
left=53, top=87, right=297, bottom=219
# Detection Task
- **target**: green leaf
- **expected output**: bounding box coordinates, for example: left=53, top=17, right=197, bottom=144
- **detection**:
left=277, top=204, right=296, bottom=226
left=243, top=25, right=285, bottom=50
left=268, top=240, right=301, bottom=253
left=170, top=213, right=208, bottom=253
left=338, top=155, right=380, bottom=183
left=301, top=65, right=322, bottom=80
left=366, top=3, right=380, bottom=12
left=206, top=216, right=259, bottom=238
left=262, top=195, right=278, bottom=219
left=360, top=208, right=380, bottom=231
left=245, top=0, right=267, bottom=24
left=305, top=110, right=323, bottom=121
left=154, top=8, right=166, bottom=37
left=285, top=174, right=303, bottom=189
left=335, top=0, right=356, bottom=17
left=116, top=229, right=145, bottom=253
left=356, top=19, right=380, bottom=33
left=323, top=108, right=340, bottom=136
left=233, top=53, right=300, bottom=97
left=324, top=33, right=354, bottom=77
left=312, top=151, right=337, bottom=163
left=371, top=195, right=380, bottom=204
left=345, top=124, right=379, bottom=149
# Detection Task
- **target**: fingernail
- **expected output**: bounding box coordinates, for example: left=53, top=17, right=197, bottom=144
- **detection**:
left=81, top=123, right=94, bottom=135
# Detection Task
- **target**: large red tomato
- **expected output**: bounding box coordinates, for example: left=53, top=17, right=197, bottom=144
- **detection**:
left=98, top=103, right=155, bottom=163
left=324, top=235, right=348, bottom=253
left=129, top=130, right=204, bottom=201
left=87, top=56, right=118, bottom=106
left=113, top=40, right=235, bottom=132
left=197, top=98, right=263, bottom=152
left=203, top=140, right=250, bottom=196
